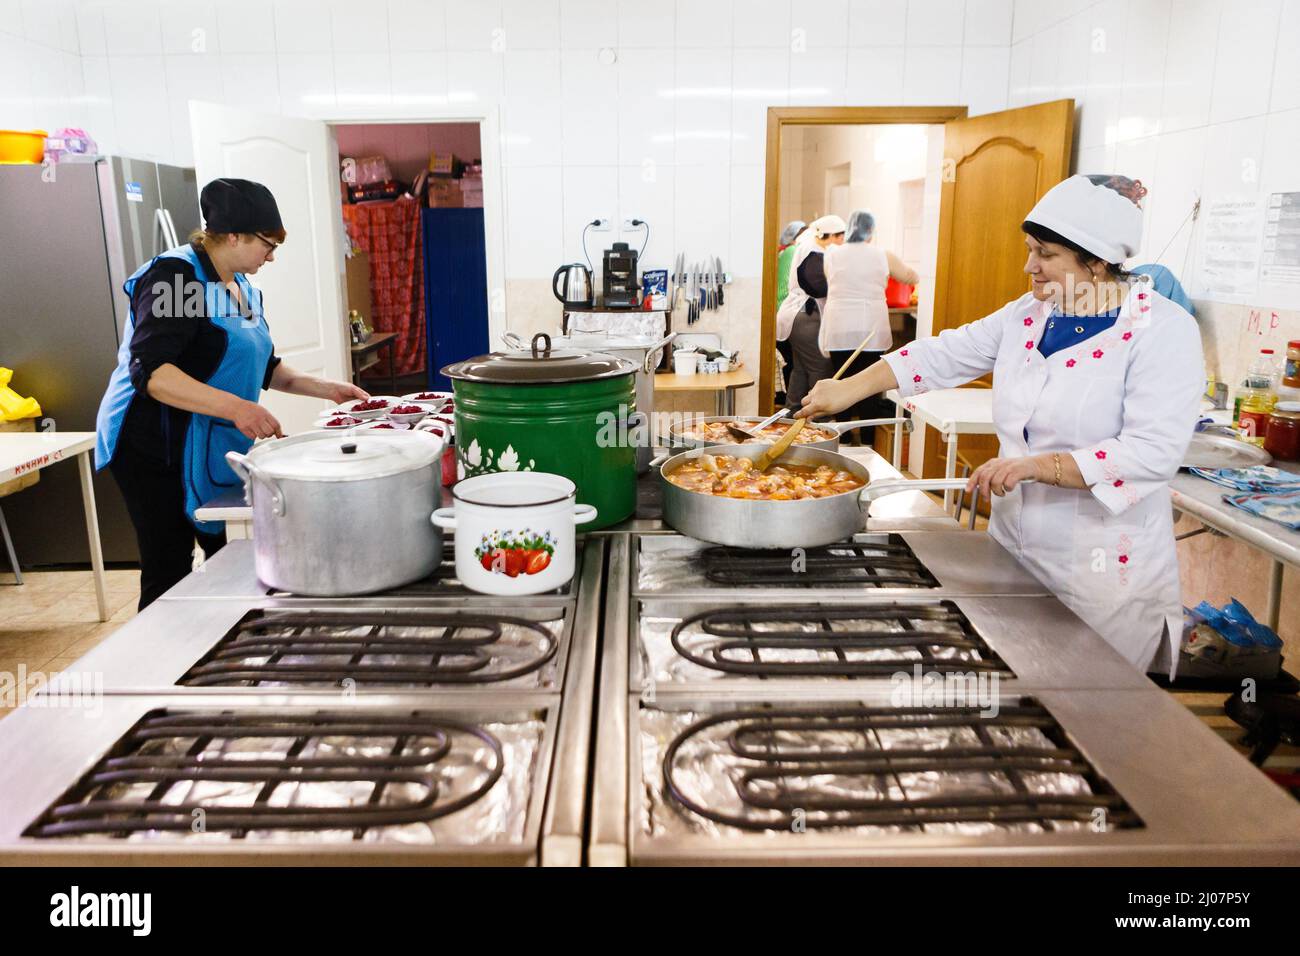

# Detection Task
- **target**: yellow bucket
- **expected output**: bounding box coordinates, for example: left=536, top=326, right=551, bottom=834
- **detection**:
left=0, top=129, right=48, bottom=164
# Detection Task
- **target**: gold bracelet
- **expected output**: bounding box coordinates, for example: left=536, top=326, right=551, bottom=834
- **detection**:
left=1052, top=452, right=1062, bottom=486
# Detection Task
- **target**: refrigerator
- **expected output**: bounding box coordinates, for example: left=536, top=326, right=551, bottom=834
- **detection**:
left=0, top=157, right=200, bottom=566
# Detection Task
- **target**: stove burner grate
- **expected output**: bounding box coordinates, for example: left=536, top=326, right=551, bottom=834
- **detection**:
left=663, top=704, right=1142, bottom=832
left=179, top=610, right=557, bottom=687
left=24, top=710, right=503, bottom=838
left=670, top=603, right=1010, bottom=677
left=701, top=537, right=939, bottom=587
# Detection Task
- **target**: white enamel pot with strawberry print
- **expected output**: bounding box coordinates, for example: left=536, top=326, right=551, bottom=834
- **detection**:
left=431, top=472, right=598, bottom=595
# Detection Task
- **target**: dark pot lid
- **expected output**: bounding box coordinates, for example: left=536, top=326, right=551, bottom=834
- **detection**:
left=441, top=332, right=637, bottom=384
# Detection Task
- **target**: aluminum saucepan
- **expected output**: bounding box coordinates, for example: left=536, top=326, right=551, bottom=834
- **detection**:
left=667, top=415, right=911, bottom=452
left=652, top=443, right=978, bottom=549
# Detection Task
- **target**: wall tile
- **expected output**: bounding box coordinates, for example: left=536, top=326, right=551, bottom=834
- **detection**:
left=506, top=166, right=564, bottom=277
left=561, top=163, right=619, bottom=262
left=389, top=50, right=448, bottom=108
left=903, top=46, right=962, bottom=105
left=905, top=0, right=965, bottom=46
left=1272, top=0, right=1300, bottom=112
left=560, top=48, right=619, bottom=165
left=1209, top=0, right=1281, bottom=124
left=675, top=0, right=732, bottom=49
left=216, top=0, right=275, bottom=54
left=329, top=0, right=390, bottom=54
left=560, top=0, right=617, bottom=49
left=959, top=44, right=1008, bottom=115
left=617, top=0, right=675, bottom=50
left=502, top=49, right=562, bottom=165
left=389, top=0, right=447, bottom=52
left=1160, top=0, right=1221, bottom=133
left=794, top=0, right=850, bottom=50
left=844, top=47, right=904, bottom=105
left=848, top=0, right=906, bottom=46
left=333, top=51, right=393, bottom=107
left=274, top=0, right=333, bottom=54
left=446, top=0, right=502, bottom=52
left=617, top=163, right=675, bottom=266
left=673, top=48, right=733, bottom=164
left=501, top=0, right=558, bottom=50
left=733, top=0, right=790, bottom=48
left=788, top=47, right=846, bottom=104
left=102, top=0, right=161, bottom=56
left=964, top=0, right=1013, bottom=46
left=619, top=47, right=675, bottom=167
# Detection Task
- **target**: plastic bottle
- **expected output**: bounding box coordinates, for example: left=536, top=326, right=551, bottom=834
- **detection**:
left=1245, top=348, right=1280, bottom=390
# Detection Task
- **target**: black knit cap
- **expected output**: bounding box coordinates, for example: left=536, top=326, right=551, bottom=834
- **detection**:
left=199, top=178, right=284, bottom=234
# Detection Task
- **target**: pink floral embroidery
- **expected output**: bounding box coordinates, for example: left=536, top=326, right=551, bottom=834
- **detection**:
left=1113, top=479, right=1124, bottom=487
left=1122, top=331, right=1132, bottom=341
left=1065, top=359, right=1076, bottom=368
left=1092, top=349, right=1104, bottom=359
left=1118, top=554, right=1129, bottom=564
left=900, top=349, right=908, bottom=356
left=1095, top=450, right=1107, bottom=460
left=912, top=374, right=922, bottom=383
left=1023, top=317, right=1033, bottom=326
left=1024, top=340, right=1033, bottom=349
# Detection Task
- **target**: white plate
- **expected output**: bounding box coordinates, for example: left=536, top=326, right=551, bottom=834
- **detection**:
left=386, top=401, right=437, bottom=423
left=402, top=390, right=453, bottom=406
left=314, top=415, right=365, bottom=430
left=356, top=420, right=413, bottom=431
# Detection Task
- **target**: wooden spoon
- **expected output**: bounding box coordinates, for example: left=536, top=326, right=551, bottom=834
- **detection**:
left=753, top=417, right=807, bottom=472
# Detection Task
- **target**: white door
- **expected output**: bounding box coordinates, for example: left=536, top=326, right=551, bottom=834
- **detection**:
left=189, top=101, right=349, bottom=434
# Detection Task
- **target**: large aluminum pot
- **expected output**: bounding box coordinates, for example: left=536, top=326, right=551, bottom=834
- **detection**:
left=502, top=329, right=674, bottom=473
left=225, top=430, right=445, bottom=595
left=667, top=415, right=910, bottom=452
left=654, top=443, right=971, bottom=549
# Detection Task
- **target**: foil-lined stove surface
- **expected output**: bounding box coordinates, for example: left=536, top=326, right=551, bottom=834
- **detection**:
left=26, top=711, right=544, bottom=845
left=640, top=705, right=1140, bottom=840
left=639, top=603, right=1011, bottom=684
left=180, top=610, right=565, bottom=690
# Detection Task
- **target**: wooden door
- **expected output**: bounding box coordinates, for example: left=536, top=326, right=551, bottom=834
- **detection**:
left=189, top=101, right=350, bottom=435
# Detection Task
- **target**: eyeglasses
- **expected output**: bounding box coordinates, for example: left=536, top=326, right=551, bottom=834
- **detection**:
left=254, top=233, right=281, bottom=254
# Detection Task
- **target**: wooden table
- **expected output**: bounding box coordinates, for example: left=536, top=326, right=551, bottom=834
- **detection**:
left=654, top=367, right=755, bottom=416
left=350, top=331, right=398, bottom=393
left=0, top=432, right=109, bottom=620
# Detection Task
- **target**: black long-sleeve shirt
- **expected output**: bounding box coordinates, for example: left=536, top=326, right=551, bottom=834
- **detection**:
left=796, top=250, right=827, bottom=314
left=118, top=247, right=280, bottom=467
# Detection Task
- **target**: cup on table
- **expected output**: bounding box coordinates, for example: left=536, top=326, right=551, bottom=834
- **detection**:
left=674, top=350, right=699, bottom=375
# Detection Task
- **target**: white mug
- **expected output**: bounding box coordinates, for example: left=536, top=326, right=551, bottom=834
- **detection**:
left=674, top=350, right=699, bottom=375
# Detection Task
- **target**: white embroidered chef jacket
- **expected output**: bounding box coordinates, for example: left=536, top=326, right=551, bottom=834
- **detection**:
left=883, top=279, right=1204, bottom=675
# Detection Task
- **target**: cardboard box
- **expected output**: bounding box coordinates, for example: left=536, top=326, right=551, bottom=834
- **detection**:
left=427, top=178, right=465, bottom=208
left=427, top=152, right=463, bottom=177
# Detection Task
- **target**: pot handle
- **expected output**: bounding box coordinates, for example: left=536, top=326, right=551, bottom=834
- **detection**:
left=858, top=476, right=1035, bottom=505
left=431, top=507, right=457, bottom=530
left=831, top=416, right=912, bottom=435
left=501, top=331, right=526, bottom=350
left=573, top=504, right=599, bottom=525
left=225, top=450, right=286, bottom=517
left=648, top=452, right=672, bottom=470
left=645, top=332, right=677, bottom=373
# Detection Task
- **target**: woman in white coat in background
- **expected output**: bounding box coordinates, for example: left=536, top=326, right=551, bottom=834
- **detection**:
left=776, top=215, right=845, bottom=408
left=821, top=210, right=919, bottom=441
left=799, top=175, right=1205, bottom=676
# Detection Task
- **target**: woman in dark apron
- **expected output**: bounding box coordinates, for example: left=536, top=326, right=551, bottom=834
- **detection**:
left=95, top=178, right=367, bottom=609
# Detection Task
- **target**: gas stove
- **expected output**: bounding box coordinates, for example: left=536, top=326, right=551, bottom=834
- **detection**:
left=0, top=695, right=557, bottom=864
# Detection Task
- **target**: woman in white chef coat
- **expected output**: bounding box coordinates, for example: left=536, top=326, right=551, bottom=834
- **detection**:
left=776, top=215, right=844, bottom=408
left=798, top=174, right=1205, bottom=676
left=821, top=210, right=919, bottom=440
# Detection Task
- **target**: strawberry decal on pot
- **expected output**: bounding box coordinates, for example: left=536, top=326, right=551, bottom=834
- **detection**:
left=475, top=528, right=556, bottom=577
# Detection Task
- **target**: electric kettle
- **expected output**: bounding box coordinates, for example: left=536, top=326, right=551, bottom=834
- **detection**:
left=552, top=263, right=593, bottom=307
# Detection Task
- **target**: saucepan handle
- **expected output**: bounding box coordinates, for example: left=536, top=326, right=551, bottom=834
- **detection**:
left=501, top=331, right=526, bottom=350
left=225, top=450, right=286, bottom=517
left=859, top=476, right=1036, bottom=504
left=831, top=417, right=912, bottom=435
left=648, top=452, right=672, bottom=470
left=573, top=504, right=599, bottom=525
left=431, top=507, right=457, bottom=530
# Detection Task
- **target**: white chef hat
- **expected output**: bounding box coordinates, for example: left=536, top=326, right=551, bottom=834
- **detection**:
left=1023, top=175, right=1143, bottom=264
left=810, top=214, right=847, bottom=238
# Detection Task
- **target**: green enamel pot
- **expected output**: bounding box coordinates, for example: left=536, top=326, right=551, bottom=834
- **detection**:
left=441, top=333, right=638, bottom=530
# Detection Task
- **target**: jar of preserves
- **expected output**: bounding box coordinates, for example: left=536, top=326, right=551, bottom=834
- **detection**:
left=1264, top=401, right=1300, bottom=462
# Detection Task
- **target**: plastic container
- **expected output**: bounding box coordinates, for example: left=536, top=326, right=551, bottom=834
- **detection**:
left=1246, top=348, right=1280, bottom=390
left=674, top=350, right=699, bottom=375
left=885, top=276, right=914, bottom=308
left=0, top=129, right=47, bottom=164
left=1264, top=402, right=1300, bottom=462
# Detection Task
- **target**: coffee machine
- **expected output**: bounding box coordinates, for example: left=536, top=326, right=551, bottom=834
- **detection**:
left=601, top=242, right=639, bottom=308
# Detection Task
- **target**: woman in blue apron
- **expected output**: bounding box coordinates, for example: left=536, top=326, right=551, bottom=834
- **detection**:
left=95, top=178, right=367, bottom=609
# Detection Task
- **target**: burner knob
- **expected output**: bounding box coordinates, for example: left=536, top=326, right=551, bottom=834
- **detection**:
left=341, top=442, right=357, bottom=455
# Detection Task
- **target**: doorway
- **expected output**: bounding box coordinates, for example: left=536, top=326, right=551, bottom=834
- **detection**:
left=334, top=121, right=489, bottom=395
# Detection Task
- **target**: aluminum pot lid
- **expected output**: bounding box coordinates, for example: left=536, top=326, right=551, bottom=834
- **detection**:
left=441, top=331, right=636, bottom=384
left=246, top=431, right=443, bottom=481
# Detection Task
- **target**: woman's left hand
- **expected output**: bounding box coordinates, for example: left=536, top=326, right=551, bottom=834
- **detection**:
left=966, top=456, right=1042, bottom=499
left=323, top=381, right=369, bottom=404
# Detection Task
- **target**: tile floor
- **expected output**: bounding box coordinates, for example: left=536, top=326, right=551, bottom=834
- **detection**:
left=0, top=569, right=139, bottom=720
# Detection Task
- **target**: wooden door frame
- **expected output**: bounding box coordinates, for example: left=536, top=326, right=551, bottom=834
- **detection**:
left=759, top=105, right=967, bottom=415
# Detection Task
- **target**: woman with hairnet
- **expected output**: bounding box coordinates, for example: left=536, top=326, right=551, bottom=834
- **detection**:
left=772, top=220, right=807, bottom=405
left=799, top=175, right=1205, bottom=677
left=821, top=209, right=919, bottom=442
left=777, top=215, right=845, bottom=408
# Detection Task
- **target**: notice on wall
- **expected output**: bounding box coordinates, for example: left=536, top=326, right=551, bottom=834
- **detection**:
left=1258, top=191, right=1300, bottom=310
left=1196, top=196, right=1265, bottom=301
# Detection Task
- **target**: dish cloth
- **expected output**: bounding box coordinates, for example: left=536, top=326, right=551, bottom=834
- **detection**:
left=1191, top=465, right=1300, bottom=493
left=1221, top=488, right=1300, bottom=530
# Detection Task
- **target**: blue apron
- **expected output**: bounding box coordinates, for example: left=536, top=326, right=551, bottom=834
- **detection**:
left=94, top=244, right=273, bottom=535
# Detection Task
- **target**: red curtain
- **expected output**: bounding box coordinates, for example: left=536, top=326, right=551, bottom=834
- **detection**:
left=342, top=197, right=425, bottom=377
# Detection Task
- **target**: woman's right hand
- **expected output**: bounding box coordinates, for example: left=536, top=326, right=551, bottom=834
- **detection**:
left=230, top=398, right=284, bottom=440
left=796, top=377, right=860, bottom=419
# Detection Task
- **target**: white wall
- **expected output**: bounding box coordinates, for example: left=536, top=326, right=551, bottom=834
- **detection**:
left=4, top=0, right=1298, bottom=398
